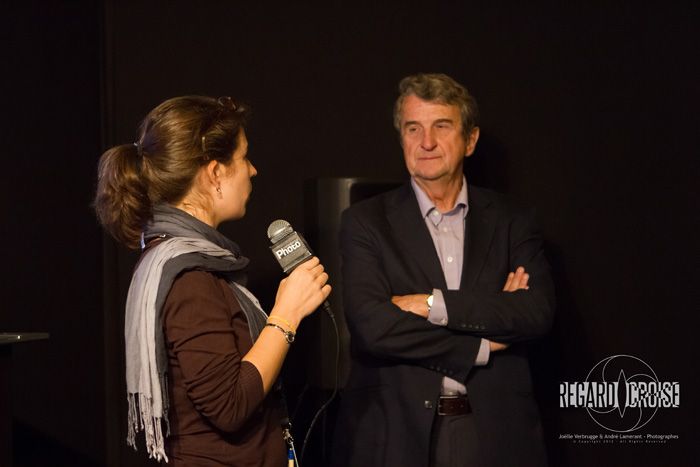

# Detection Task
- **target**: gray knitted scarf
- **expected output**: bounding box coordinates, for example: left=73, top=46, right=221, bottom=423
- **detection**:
left=124, top=205, right=268, bottom=462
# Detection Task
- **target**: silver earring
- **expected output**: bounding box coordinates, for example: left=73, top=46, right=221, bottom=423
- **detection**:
left=216, top=187, right=222, bottom=197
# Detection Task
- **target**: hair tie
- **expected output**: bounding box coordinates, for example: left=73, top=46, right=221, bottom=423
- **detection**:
left=133, top=141, right=143, bottom=157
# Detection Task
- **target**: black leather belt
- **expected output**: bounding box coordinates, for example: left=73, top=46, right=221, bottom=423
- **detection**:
left=438, top=395, right=472, bottom=415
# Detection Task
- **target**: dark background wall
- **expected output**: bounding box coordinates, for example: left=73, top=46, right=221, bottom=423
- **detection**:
left=1, top=1, right=104, bottom=465
left=2, top=1, right=698, bottom=466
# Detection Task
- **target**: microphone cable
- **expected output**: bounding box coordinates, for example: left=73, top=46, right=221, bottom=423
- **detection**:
left=299, top=303, right=339, bottom=467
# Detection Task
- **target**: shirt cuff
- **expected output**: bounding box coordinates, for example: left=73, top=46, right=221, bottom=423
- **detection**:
left=475, top=339, right=491, bottom=366
left=427, top=289, right=447, bottom=326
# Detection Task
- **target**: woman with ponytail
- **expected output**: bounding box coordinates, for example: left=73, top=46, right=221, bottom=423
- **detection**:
left=95, top=96, right=330, bottom=466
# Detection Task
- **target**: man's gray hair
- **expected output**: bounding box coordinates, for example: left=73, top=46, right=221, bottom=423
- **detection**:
left=393, top=73, right=479, bottom=139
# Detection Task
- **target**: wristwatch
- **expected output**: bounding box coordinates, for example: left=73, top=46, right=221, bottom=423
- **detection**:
left=265, top=323, right=295, bottom=344
left=426, top=294, right=434, bottom=314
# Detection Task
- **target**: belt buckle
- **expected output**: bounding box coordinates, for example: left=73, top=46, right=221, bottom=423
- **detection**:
left=437, top=395, right=460, bottom=416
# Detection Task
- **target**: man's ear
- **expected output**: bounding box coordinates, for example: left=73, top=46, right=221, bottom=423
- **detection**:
left=464, top=127, right=480, bottom=158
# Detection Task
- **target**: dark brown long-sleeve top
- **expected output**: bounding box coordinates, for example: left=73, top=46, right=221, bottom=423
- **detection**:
left=161, top=269, right=286, bottom=466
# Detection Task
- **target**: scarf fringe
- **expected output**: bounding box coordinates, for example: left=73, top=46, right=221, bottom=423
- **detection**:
left=127, top=391, right=170, bottom=463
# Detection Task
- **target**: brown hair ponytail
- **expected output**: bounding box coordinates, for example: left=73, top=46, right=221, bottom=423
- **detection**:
left=94, top=95, right=249, bottom=248
left=94, top=143, right=151, bottom=248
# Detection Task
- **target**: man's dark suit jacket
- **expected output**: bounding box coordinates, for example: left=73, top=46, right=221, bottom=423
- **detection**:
left=331, top=183, right=555, bottom=467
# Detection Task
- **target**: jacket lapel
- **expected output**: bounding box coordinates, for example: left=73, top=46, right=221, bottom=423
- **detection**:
left=461, top=186, right=497, bottom=291
left=386, top=185, right=447, bottom=290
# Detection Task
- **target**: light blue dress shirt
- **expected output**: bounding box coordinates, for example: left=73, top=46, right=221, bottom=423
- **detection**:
left=411, top=177, right=490, bottom=396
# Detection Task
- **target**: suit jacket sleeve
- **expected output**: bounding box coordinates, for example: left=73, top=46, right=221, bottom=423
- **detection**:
left=442, top=196, right=556, bottom=344
left=340, top=200, right=482, bottom=383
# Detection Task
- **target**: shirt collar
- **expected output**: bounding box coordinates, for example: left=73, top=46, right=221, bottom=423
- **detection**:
left=411, top=176, right=469, bottom=219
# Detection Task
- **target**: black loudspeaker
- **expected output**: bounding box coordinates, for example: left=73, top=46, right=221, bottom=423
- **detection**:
left=302, top=178, right=403, bottom=390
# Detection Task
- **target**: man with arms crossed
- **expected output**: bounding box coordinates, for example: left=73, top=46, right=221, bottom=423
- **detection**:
left=332, top=73, right=555, bottom=466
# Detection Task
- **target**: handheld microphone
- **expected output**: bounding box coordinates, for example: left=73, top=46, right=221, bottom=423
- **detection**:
left=267, top=219, right=333, bottom=317
left=267, top=219, right=315, bottom=274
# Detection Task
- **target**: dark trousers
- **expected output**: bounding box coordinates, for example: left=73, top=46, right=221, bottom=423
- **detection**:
left=429, top=413, right=483, bottom=467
